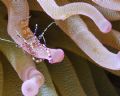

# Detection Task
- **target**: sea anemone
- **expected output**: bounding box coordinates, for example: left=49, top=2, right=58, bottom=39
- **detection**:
left=1, top=0, right=120, bottom=96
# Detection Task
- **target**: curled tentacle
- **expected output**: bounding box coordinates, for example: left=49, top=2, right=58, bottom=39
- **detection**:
left=82, top=16, right=120, bottom=50
left=56, top=15, right=120, bottom=70
left=37, top=0, right=112, bottom=33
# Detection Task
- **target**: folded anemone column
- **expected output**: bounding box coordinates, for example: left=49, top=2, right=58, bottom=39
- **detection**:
left=37, top=0, right=112, bottom=33
left=92, top=0, right=120, bottom=11
left=56, top=16, right=120, bottom=70
left=1, top=0, right=64, bottom=64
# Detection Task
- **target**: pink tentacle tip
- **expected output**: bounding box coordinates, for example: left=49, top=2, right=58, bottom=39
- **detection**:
left=99, top=20, right=112, bottom=33
left=21, top=76, right=44, bottom=96
left=49, top=49, right=64, bottom=64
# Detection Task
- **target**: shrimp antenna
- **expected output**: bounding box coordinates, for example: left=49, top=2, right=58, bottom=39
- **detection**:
left=38, top=21, right=55, bottom=45
left=0, top=37, right=16, bottom=44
